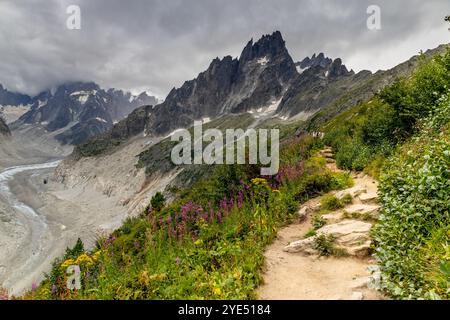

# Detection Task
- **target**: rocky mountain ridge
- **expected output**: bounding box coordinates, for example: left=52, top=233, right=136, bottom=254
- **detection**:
left=73, top=31, right=437, bottom=161
left=145, top=31, right=297, bottom=135
left=1, top=82, right=158, bottom=145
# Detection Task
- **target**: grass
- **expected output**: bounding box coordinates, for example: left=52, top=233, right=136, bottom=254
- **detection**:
left=311, top=214, right=326, bottom=230
left=21, top=133, right=353, bottom=300
left=304, top=229, right=317, bottom=239
left=19, top=46, right=450, bottom=301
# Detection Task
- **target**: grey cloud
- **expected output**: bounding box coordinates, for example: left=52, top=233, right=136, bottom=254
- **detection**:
left=0, top=0, right=448, bottom=98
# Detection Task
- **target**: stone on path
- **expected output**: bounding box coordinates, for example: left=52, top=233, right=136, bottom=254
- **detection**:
left=351, top=291, right=364, bottom=300
left=298, top=206, right=310, bottom=221
left=284, top=220, right=373, bottom=257
left=317, top=219, right=372, bottom=237
left=283, top=237, right=315, bottom=254
left=358, top=191, right=378, bottom=203
left=344, top=204, right=380, bottom=219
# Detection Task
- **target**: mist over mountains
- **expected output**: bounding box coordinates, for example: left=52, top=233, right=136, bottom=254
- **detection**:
left=0, top=82, right=159, bottom=144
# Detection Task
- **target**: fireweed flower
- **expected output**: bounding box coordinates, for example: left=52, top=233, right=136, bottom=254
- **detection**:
left=51, top=285, right=57, bottom=295
left=0, top=289, right=8, bottom=300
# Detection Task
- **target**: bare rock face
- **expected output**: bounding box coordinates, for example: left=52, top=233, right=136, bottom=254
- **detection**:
left=296, top=53, right=332, bottom=70
left=0, top=117, right=10, bottom=137
left=13, top=82, right=158, bottom=145
left=0, top=84, right=31, bottom=106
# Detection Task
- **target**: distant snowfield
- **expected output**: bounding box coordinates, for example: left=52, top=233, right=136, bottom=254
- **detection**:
left=248, top=97, right=283, bottom=118
left=70, top=90, right=98, bottom=105
left=296, top=66, right=310, bottom=74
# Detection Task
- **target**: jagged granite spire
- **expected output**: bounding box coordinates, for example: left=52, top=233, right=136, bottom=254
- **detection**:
left=239, top=31, right=289, bottom=62
left=297, top=52, right=333, bottom=70
left=145, top=31, right=297, bottom=135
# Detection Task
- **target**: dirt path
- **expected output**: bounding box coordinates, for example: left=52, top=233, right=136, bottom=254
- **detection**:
left=257, top=147, right=384, bottom=300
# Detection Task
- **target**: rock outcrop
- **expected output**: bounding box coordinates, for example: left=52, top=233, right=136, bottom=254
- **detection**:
left=0, top=117, right=10, bottom=137
left=296, top=52, right=333, bottom=71
left=145, top=31, right=297, bottom=136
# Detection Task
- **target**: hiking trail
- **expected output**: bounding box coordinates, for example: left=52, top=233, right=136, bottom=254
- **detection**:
left=257, top=147, right=384, bottom=300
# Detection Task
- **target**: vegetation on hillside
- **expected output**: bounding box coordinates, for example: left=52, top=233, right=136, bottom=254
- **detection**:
left=13, top=47, right=450, bottom=301
left=320, top=48, right=450, bottom=299
left=374, top=94, right=450, bottom=299
left=20, top=135, right=352, bottom=300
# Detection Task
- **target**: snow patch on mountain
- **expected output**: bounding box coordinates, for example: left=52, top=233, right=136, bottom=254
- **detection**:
left=257, top=56, right=270, bottom=66
left=95, top=117, right=108, bottom=123
left=296, top=66, right=309, bottom=74
left=248, top=97, right=283, bottom=118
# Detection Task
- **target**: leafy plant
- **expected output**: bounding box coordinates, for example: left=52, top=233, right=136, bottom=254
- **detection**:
left=313, top=234, right=335, bottom=256
left=374, top=93, right=450, bottom=299
left=320, top=194, right=344, bottom=211
left=312, top=214, right=326, bottom=230
left=150, top=192, right=166, bottom=212
left=304, top=229, right=317, bottom=239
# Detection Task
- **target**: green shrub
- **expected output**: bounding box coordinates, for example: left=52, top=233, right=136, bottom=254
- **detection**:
left=313, top=234, right=335, bottom=256
left=380, top=49, right=450, bottom=133
left=304, top=229, right=317, bottom=239
left=340, top=193, right=353, bottom=205
left=320, top=194, right=343, bottom=211
left=150, top=192, right=166, bottom=212
left=312, top=214, right=326, bottom=230
left=374, top=96, right=450, bottom=299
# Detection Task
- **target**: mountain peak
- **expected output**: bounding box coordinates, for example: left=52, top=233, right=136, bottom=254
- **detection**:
left=328, top=58, right=354, bottom=78
left=297, top=53, right=333, bottom=70
left=239, top=31, right=289, bottom=62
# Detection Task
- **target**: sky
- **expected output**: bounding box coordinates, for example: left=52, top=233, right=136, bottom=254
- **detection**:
left=0, top=0, right=449, bottom=99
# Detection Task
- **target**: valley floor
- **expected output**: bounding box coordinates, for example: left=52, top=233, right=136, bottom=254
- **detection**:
left=0, top=128, right=129, bottom=295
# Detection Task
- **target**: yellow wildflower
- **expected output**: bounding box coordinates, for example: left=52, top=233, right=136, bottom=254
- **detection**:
left=92, top=250, right=102, bottom=261
left=75, top=253, right=94, bottom=266
left=139, top=271, right=150, bottom=286
left=251, top=178, right=267, bottom=186
left=61, top=258, right=75, bottom=269
left=139, top=271, right=168, bottom=286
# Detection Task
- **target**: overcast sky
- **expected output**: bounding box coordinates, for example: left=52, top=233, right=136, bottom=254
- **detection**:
left=0, top=0, right=449, bottom=98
